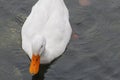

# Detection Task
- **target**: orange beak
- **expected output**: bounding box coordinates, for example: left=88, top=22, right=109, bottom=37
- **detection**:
left=29, top=54, right=40, bottom=75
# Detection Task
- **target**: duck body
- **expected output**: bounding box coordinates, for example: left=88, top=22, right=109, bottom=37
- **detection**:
left=21, top=0, right=72, bottom=64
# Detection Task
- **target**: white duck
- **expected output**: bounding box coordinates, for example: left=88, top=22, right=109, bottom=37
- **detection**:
left=21, top=0, right=72, bottom=75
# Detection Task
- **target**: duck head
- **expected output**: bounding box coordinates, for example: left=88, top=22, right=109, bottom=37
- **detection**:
left=29, top=36, right=46, bottom=75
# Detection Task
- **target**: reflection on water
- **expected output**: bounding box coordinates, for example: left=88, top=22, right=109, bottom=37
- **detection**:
left=79, top=0, right=91, bottom=6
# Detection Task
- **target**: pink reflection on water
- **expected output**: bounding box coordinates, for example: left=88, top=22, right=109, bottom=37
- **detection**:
left=79, top=0, right=91, bottom=6
left=72, top=33, right=79, bottom=40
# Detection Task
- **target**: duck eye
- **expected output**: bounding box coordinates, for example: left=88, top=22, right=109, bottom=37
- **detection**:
left=41, top=45, right=43, bottom=48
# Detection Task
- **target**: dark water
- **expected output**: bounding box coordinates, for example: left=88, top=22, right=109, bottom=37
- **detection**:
left=0, top=0, right=120, bottom=80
